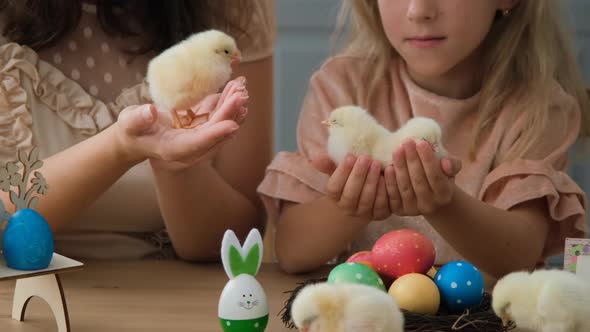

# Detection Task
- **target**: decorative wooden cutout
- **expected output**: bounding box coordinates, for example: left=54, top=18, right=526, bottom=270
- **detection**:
left=0, top=147, right=47, bottom=213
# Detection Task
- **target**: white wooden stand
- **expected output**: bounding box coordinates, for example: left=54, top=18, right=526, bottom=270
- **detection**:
left=1, top=253, right=83, bottom=331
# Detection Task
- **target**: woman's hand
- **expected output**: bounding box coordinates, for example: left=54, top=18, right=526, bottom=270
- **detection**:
left=114, top=77, right=249, bottom=171
left=384, top=139, right=462, bottom=216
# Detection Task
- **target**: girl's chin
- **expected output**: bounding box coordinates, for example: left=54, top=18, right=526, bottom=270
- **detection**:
left=405, top=63, right=454, bottom=81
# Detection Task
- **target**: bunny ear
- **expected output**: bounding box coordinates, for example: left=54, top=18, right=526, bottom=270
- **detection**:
left=220, top=228, right=264, bottom=279
left=221, top=229, right=242, bottom=279
left=242, top=228, right=263, bottom=276
left=228, top=242, right=260, bottom=277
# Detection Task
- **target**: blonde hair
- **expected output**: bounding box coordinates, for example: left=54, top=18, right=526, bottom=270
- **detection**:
left=334, top=0, right=590, bottom=161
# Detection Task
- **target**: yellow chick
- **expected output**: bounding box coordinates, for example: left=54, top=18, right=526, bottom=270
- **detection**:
left=291, top=282, right=404, bottom=332
left=324, top=106, right=447, bottom=168
left=146, top=29, right=242, bottom=129
left=492, top=269, right=590, bottom=332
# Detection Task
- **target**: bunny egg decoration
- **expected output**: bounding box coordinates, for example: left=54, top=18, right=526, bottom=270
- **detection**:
left=218, top=229, right=268, bottom=332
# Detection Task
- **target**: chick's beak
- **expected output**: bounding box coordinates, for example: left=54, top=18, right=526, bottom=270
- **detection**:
left=321, top=119, right=330, bottom=127
left=231, top=51, right=242, bottom=70
left=501, top=314, right=510, bottom=327
left=300, top=316, right=317, bottom=332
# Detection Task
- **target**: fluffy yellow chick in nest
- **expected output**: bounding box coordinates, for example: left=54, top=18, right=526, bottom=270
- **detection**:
left=492, top=269, right=590, bottom=332
left=291, top=282, right=405, bottom=332
left=147, top=29, right=242, bottom=129
left=323, top=106, right=447, bottom=168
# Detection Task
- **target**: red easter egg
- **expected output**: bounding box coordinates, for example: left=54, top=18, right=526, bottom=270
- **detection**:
left=371, top=229, right=435, bottom=279
left=346, top=251, right=374, bottom=269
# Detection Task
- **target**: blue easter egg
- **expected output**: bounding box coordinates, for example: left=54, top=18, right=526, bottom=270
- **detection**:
left=434, top=260, right=484, bottom=314
left=2, top=209, right=54, bottom=270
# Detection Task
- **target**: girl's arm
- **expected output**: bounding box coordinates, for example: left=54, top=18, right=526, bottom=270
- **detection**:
left=425, top=187, right=549, bottom=278
left=276, top=197, right=369, bottom=274
left=385, top=139, right=549, bottom=279
left=150, top=57, right=273, bottom=261
left=275, top=155, right=380, bottom=273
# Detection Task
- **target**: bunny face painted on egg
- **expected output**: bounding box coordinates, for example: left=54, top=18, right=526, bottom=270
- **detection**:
left=219, top=274, right=267, bottom=318
left=218, top=229, right=268, bottom=332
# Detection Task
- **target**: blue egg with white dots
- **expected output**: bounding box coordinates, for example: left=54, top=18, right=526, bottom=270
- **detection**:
left=433, top=260, right=484, bottom=314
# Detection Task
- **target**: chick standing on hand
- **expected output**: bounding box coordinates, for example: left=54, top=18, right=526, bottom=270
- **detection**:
left=291, top=282, right=405, bottom=332
left=324, top=105, right=447, bottom=168
left=492, top=269, right=590, bottom=332
left=147, top=29, right=243, bottom=129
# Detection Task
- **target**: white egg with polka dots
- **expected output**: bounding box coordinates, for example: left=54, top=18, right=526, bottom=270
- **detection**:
left=433, top=260, right=484, bottom=314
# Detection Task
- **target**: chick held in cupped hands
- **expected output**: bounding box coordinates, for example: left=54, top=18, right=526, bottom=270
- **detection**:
left=147, top=29, right=244, bottom=129
left=324, top=106, right=447, bottom=168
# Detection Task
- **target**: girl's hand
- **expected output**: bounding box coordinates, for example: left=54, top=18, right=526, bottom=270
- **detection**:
left=313, top=154, right=391, bottom=221
left=384, top=139, right=462, bottom=216
left=115, top=78, right=249, bottom=171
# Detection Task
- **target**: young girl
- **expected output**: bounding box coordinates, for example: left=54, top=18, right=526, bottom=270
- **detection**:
left=258, top=0, right=589, bottom=282
left=0, top=0, right=274, bottom=260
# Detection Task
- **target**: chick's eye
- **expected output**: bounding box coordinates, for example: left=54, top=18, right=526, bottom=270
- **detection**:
left=224, top=50, right=229, bottom=54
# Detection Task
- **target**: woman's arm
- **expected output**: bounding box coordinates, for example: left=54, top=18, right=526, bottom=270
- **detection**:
left=151, top=57, right=273, bottom=261
left=10, top=125, right=138, bottom=231
left=1, top=97, right=241, bottom=234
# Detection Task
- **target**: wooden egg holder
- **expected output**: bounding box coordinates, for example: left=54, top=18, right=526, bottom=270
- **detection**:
left=0, top=253, right=83, bottom=331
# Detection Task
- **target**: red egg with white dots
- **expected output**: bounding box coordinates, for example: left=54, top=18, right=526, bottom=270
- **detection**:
left=346, top=251, right=374, bottom=269
left=371, top=229, right=435, bottom=279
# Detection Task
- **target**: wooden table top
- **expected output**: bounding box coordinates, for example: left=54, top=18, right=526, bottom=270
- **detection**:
left=0, top=260, right=329, bottom=332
